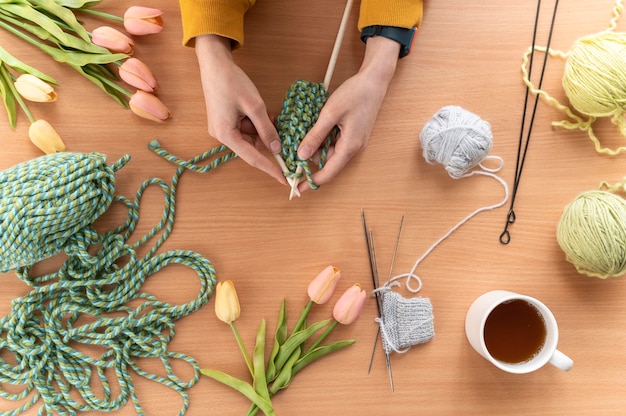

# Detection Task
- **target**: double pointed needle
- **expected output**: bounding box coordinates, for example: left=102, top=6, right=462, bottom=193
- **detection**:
left=361, top=210, right=395, bottom=392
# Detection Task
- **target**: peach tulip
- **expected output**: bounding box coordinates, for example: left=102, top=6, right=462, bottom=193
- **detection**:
left=28, top=120, right=66, bottom=154
left=307, top=265, right=341, bottom=304
left=214, top=281, right=241, bottom=324
left=91, top=26, right=134, bottom=54
left=333, top=284, right=367, bottom=325
left=14, top=74, right=57, bottom=102
left=119, top=58, right=157, bottom=92
left=124, top=6, right=164, bottom=35
left=129, top=90, right=171, bottom=122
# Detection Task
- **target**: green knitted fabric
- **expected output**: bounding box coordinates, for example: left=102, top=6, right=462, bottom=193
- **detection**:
left=276, top=80, right=336, bottom=190
left=0, top=145, right=230, bottom=415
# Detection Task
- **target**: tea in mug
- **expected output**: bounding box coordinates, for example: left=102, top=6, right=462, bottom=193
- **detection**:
left=483, top=299, right=546, bottom=364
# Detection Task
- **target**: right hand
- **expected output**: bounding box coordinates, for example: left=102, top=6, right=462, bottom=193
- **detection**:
left=194, top=34, right=287, bottom=185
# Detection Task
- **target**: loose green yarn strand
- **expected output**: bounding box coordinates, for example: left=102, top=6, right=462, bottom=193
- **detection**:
left=0, top=147, right=225, bottom=415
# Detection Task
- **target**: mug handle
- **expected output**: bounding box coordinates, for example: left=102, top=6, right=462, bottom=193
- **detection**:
left=549, top=349, right=573, bottom=371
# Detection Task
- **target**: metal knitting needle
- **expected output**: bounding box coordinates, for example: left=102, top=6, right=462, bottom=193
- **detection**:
left=367, top=215, right=404, bottom=374
left=361, top=210, right=394, bottom=392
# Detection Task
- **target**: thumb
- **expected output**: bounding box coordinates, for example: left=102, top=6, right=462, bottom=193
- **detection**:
left=298, top=114, right=337, bottom=160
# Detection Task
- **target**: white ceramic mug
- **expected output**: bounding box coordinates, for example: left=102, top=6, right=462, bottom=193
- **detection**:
left=465, top=290, right=573, bottom=374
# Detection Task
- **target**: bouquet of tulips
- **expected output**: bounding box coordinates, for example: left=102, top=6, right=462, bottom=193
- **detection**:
left=203, top=266, right=367, bottom=416
left=0, top=0, right=170, bottom=153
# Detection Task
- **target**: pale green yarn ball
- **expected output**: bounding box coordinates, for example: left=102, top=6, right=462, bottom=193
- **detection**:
left=563, top=32, right=626, bottom=122
left=557, top=190, right=626, bottom=278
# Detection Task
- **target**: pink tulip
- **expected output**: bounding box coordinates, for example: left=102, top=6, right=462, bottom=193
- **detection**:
left=332, top=284, right=367, bottom=325
left=119, top=58, right=157, bottom=92
left=129, top=90, right=171, bottom=122
left=124, top=6, right=164, bottom=35
left=307, top=265, right=341, bottom=304
left=91, top=26, right=134, bottom=54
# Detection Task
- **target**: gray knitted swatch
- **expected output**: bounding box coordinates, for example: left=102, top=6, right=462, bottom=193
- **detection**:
left=377, top=290, right=435, bottom=354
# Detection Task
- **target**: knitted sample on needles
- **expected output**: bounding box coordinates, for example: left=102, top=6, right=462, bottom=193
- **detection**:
left=276, top=80, right=336, bottom=190
left=0, top=147, right=226, bottom=415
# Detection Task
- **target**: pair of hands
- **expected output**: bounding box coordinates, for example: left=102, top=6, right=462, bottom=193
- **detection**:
left=195, top=34, right=400, bottom=195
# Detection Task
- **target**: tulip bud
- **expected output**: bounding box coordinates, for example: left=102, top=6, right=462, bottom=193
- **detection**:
left=123, top=6, right=164, bottom=35
left=14, top=74, right=57, bottom=102
left=215, top=280, right=241, bottom=324
left=28, top=120, right=66, bottom=154
left=91, top=26, right=134, bottom=54
left=307, top=265, right=341, bottom=304
left=119, top=58, right=157, bottom=92
left=333, top=284, right=367, bottom=325
left=129, top=90, right=171, bottom=122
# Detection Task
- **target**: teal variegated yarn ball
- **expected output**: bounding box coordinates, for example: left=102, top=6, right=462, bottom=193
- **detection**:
left=0, top=152, right=125, bottom=273
left=276, top=80, right=335, bottom=190
left=557, top=190, right=626, bottom=278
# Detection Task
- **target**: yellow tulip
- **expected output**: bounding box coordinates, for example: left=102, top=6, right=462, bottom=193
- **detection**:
left=129, top=90, right=171, bottom=122
left=123, top=6, right=164, bottom=35
left=14, top=74, right=57, bottom=102
left=28, top=120, right=66, bottom=154
left=307, top=265, right=341, bottom=304
left=332, top=284, right=367, bottom=325
left=215, top=280, right=241, bottom=324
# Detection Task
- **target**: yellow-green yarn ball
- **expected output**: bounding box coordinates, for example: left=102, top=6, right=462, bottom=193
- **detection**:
left=557, top=190, right=626, bottom=278
left=562, top=32, right=626, bottom=121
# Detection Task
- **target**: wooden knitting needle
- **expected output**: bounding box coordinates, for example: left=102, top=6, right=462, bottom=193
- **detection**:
left=274, top=154, right=301, bottom=198
left=289, top=0, right=354, bottom=199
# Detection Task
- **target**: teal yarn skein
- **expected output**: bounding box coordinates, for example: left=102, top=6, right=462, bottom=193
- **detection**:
left=0, top=148, right=223, bottom=415
left=557, top=190, right=626, bottom=278
left=0, top=152, right=122, bottom=273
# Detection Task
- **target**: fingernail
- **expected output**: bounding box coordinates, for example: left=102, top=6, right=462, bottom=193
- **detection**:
left=270, top=139, right=282, bottom=153
left=298, top=144, right=312, bottom=160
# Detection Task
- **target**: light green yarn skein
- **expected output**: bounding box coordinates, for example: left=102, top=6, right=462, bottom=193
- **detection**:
left=557, top=190, right=626, bottom=278
left=562, top=31, right=626, bottom=134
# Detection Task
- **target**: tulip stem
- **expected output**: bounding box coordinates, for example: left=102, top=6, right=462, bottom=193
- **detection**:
left=305, top=320, right=338, bottom=355
left=293, top=300, right=313, bottom=333
left=77, top=8, right=123, bottom=22
left=230, top=322, right=254, bottom=377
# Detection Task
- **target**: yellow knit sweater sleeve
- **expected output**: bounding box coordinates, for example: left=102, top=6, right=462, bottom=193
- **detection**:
left=358, top=0, right=423, bottom=30
left=178, top=0, right=256, bottom=47
left=178, top=0, right=423, bottom=47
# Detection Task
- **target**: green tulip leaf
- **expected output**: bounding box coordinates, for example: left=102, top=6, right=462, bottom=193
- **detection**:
left=200, top=369, right=275, bottom=416
left=292, top=339, right=355, bottom=376
left=266, top=299, right=287, bottom=382
left=71, top=64, right=129, bottom=108
left=252, top=319, right=271, bottom=403
left=0, top=45, right=56, bottom=84
left=55, top=0, right=103, bottom=9
left=269, top=346, right=300, bottom=395
left=273, top=319, right=330, bottom=371
left=0, top=64, right=17, bottom=129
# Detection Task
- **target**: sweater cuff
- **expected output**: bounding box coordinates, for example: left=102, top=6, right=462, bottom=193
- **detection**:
left=358, top=0, right=423, bottom=31
left=179, top=0, right=250, bottom=48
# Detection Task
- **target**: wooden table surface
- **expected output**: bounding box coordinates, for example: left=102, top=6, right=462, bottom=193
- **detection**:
left=2, top=0, right=626, bottom=414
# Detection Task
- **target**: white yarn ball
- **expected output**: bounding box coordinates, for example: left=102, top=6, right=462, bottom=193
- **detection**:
left=420, top=106, right=493, bottom=178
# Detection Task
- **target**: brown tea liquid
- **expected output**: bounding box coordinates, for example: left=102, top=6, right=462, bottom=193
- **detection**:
left=484, top=299, right=547, bottom=364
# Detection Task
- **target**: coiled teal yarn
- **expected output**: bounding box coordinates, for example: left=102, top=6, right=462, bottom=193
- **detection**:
left=0, top=152, right=122, bottom=273
left=0, top=147, right=222, bottom=415
left=276, top=80, right=335, bottom=190
left=557, top=190, right=626, bottom=279
left=420, top=105, right=493, bottom=178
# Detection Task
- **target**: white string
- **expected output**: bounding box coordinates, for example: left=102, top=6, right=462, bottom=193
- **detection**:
left=387, top=156, right=509, bottom=293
